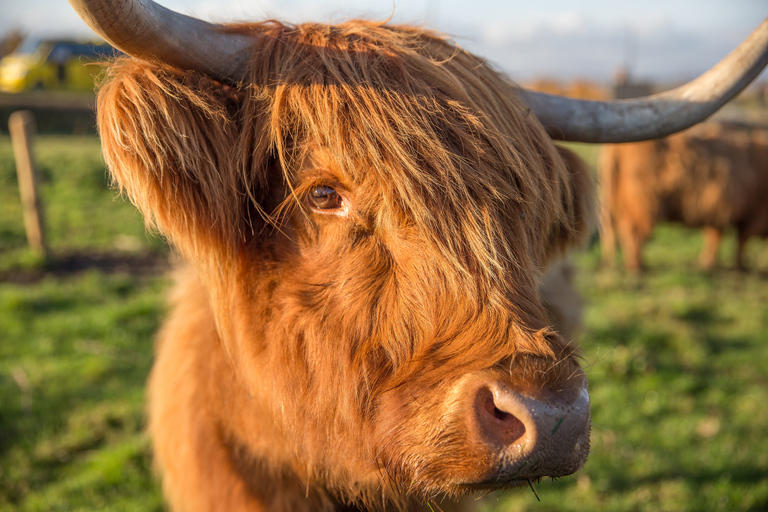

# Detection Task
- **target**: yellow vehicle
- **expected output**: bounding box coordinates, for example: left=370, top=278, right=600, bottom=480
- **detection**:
left=0, top=39, right=116, bottom=93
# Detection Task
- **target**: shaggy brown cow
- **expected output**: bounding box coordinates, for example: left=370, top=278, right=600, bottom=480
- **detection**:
left=600, top=123, right=768, bottom=271
left=67, top=0, right=768, bottom=510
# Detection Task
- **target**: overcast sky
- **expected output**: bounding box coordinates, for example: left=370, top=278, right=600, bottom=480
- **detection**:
left=2, top=0, right=767, bottom=82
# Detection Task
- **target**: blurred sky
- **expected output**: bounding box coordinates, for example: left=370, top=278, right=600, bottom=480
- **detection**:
left=2, top=0, right=767, bottom=82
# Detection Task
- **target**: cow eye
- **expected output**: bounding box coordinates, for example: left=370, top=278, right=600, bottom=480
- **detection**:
left=307, top=185, right=343, bottom=210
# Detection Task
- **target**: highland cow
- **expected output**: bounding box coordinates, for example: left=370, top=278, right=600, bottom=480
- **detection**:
left=600, top=123, right=768, bottom=271
left=67, top=0, right=768, bottom=510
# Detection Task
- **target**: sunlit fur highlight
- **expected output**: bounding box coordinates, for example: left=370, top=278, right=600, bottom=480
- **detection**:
left=97, top=19, right=595, bottom=512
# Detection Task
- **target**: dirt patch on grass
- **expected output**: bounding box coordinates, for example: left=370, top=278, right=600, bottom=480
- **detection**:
left=0, top=250, right=171, bottom=284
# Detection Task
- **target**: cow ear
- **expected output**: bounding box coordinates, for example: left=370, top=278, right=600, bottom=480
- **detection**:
left=97, top=59, right=245, bottom=260
left=545, top=146, right=597, bottom=260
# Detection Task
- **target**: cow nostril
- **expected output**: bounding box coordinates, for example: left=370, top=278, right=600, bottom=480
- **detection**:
left=484, top=392, right=510, bottom=421
left=479, top=387, right=526, bottom=444
left=492, top=405, right=510, bottom=421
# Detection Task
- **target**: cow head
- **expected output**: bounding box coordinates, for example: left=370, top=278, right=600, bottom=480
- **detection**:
left=69, top=0, right=768, bottom=508
left=97, top=23, right=593, bottom=501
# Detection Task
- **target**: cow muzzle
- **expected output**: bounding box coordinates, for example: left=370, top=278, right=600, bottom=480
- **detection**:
left=456, top=371, right=591, bottom=486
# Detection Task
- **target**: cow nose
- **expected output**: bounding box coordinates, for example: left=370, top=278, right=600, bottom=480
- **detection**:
left=467, top=374, right=590, bottom=482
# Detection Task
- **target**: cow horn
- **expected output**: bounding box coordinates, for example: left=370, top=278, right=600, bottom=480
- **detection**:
left=524, top=18, right=768, bottom=143
left=67, top=0, right=253, bottom=82
left=70, top=0, right=768, bottom=143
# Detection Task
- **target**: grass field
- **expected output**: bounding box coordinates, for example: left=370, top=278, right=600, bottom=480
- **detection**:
left=1, top=134, right=767, bottom=511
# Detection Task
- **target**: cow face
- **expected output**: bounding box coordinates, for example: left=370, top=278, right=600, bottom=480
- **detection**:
left=98, top=21, right=593, bottom=507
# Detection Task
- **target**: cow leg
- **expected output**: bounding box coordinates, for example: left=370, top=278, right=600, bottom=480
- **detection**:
left=736, top=231, right=750, bottom=271
left=616, top=216, right=650, bottom=272
left=599, top=202, right=617, bottom=268
left=699, top=227, right=722, bottom=270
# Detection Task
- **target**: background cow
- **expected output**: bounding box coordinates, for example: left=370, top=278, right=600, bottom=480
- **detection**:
left=67, top=0, right=768, bottom=510
left=600, top=123, right=768, bottom=271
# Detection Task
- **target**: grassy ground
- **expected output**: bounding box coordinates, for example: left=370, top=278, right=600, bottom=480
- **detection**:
left=1, top=135, right=767, bottom=511
left=0, top=135, right=167, bottom=510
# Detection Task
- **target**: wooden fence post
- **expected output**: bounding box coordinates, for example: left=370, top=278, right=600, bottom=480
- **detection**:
left=9, top=110, right=47, bottom=256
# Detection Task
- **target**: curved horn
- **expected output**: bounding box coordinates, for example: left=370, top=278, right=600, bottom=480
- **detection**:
left=525, top=17, right=768, bottom=143
left=67, top=0, right=253, bottom=82
left=70, top=1, right=768, bottom=143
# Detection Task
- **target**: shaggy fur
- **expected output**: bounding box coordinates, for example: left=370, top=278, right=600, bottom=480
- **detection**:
left=97, top=20, right=595, bottom=511
left=600, top=123, right=768, bottom=271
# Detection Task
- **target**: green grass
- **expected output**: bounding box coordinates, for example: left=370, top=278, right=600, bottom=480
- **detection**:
left=1, top=135, right=767, bottom=511
left=0, top=273, right=167, bottom=511
left=0, top=134, right=166, bottom=510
